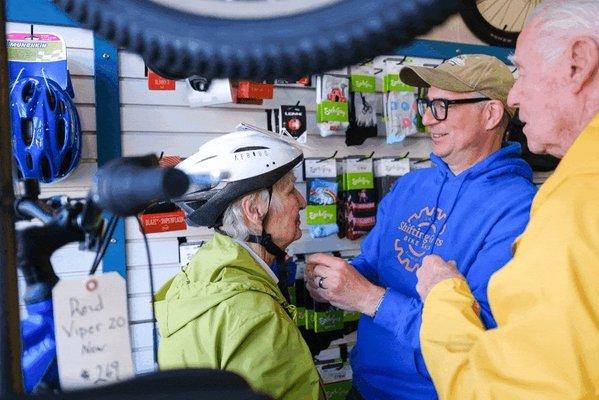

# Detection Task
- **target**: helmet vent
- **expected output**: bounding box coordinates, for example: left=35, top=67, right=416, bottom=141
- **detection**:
left=20, top=118, right=33, bottom=146
left=41, top=156, right=52, bottom=182
left=59, top=148, right=73, bottom=176
left=46, top=88, right=56, bottom=110
left=234, top=146, right=268, bottom=153
left=56, top=118, right=66, bottom=149
left=196, top=155, right=217, bottom=164
left=22, top=81, right=36, bottom=103
left=58, top=100, right=65, bottom=114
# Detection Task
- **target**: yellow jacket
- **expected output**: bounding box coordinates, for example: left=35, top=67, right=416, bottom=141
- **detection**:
left=420, top=114, right=599, bottom=400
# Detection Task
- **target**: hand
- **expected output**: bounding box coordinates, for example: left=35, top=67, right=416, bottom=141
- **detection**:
left=305, top=253, right=386, bottom=316
left=416, top=255, right=464, bottom=301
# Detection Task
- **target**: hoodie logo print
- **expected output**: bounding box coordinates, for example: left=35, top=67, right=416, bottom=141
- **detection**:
left=395, top=206, right=447, bottom=272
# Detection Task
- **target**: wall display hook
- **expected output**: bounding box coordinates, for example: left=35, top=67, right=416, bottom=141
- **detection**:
left=316, top=150, right=338, bottom=163
left=358, top=151, right=375, bottom=162
left=392, top=152, right=410, bottom=161
left=383, top=55, right=408, bottom=65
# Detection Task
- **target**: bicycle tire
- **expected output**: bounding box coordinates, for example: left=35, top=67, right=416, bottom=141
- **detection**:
left=460, top=0, right=530, bottom=48
left=54, top=0, right=462, bottom=80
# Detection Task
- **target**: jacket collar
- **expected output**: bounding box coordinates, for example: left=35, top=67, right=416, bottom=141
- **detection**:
left=234, top=238, right=279, bottom=283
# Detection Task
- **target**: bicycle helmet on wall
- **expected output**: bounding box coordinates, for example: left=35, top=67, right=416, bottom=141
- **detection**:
left=10, top=76, right=82, bottom=183
left=175, top=127, right=304, bottom=228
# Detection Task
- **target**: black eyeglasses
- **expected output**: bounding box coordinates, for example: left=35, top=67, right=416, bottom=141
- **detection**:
left=416, top=97, right=491, bottom=121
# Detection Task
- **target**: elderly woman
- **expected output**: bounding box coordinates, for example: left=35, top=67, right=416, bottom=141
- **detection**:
left=154, top=128, right=324, bottom=400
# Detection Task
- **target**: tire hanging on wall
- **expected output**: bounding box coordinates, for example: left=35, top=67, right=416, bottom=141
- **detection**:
left=54, top=0, right=461, bottom=80
left=460, top=0, right=542, bottom=48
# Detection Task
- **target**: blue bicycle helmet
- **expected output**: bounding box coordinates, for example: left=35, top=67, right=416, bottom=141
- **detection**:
left=10, top=76, right=82, bottom=183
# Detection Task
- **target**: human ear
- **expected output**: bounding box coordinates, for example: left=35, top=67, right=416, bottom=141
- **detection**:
left=240, top=196, right=265, bottom=232
left=567, top=36, right=599, bottom=94
left=484, top=100, right=505, bottom=131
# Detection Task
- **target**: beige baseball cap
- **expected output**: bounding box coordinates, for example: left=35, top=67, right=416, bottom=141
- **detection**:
left=399, top=54, right=515, bottom=116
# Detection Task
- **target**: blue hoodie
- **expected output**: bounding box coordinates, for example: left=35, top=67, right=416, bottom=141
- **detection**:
left=350, top=142, right=536, bottom=399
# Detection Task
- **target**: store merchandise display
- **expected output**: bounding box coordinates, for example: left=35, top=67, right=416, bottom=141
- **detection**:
left=383, top=60, right=418, bottom=144
left=338, top=156, right=377, bottom=240
left=304, top=158, right=339, bottom=239
left=346, top=66, right=377, bottom=146
left=8, top=31, right=82, bottom=184
left=280, top=104, right=308, bottom=143
left=374, top=156, right=411, bottom=197
left=316, top=74, right=350, bottom=137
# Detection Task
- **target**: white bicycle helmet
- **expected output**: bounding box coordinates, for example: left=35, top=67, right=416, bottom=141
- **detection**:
left=175, top=125, right=303, bottom=228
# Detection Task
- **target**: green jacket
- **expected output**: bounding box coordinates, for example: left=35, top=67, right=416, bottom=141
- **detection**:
left=155, top=233, right=324, bottom=400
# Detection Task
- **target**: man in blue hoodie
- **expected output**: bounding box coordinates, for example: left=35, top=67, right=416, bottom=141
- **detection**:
left=305, top=54, right=537, bottom=400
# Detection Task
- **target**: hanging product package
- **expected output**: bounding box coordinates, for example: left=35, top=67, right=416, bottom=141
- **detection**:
left=231, top=80, right=274, bottom=104
left=346, top=65, right=377, bottom=146
left=373, top=156, right=411, bottom=198
left=280, top=104, right=307, bottom=143
left=339, top=156, right=377, bottom=240
left=290, top=255, right=307, bottom=327
left=7, top=31, right=82, bottom=184
left=187, top=78, right=234, bottom=107
left=304, top=158, right=338, bottom=238
left=316, top=74, right=349, bottom=137
left=383, top=60, right=418, bottom=144
left=271, top=257, right=297, bottom=295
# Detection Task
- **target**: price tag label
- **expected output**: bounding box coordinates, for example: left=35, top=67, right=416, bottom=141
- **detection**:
left=374, top=158, right=410, bottom=177
left=179, top=241, right=204, bottom=267
left=53, top=273, right=134, bottom=390
left=344, top=157, right=373, bottom=173
left=147, top=69, right=176, bottom=90
left=304, top=158, right=337, bottom=178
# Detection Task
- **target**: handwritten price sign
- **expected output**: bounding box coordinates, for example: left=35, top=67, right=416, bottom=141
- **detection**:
left=53, top=273, right=134, bottom=390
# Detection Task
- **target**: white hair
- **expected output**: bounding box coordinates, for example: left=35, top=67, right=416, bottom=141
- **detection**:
left=220, top=171, right=296, bottom=240
left=526, top=0, right=599, bottom=63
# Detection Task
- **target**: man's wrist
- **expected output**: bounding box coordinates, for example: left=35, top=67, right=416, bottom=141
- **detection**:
left=372, top=288, right=389, bottom=318
left=362, top=286, right=387, bottom=317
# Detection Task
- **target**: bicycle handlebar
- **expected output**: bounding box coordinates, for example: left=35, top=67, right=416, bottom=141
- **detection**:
left=91, top=155, right=189, bottom=217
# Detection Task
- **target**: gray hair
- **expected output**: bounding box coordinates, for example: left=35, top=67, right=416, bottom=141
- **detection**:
left=526, top=0, right=599, bottom=63
left=220, top=171, right=296, bottom=240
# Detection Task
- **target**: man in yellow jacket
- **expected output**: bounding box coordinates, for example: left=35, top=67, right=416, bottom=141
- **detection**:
left=415, top=1, right=599, bottom=399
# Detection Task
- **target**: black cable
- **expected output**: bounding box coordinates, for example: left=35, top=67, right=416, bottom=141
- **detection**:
left=88, top=214, right=119, bottom=275
left=135, top=216, right=158, bottom=369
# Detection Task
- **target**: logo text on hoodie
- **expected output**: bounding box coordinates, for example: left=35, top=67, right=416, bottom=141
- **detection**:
left=395, top=206, right=447, bottom=272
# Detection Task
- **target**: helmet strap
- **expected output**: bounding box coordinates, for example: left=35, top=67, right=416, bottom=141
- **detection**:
left=246, top=232, right=287, bottom=261
left=246, top=186, right=287, bottom=260
left=246, top=232, right=290, bottom=302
